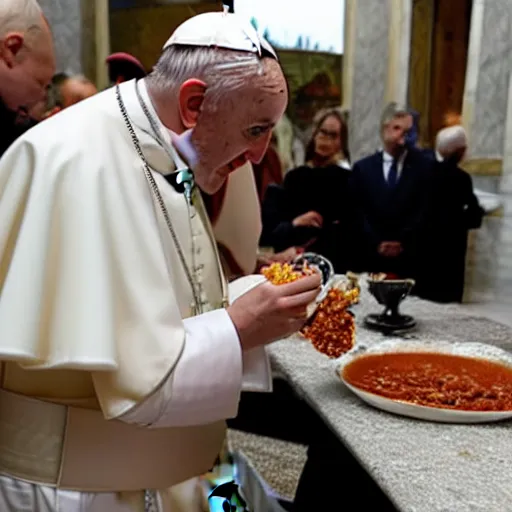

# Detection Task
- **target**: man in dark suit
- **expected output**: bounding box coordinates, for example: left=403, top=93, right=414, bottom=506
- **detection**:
left=350, top=102, right=432, bottom=278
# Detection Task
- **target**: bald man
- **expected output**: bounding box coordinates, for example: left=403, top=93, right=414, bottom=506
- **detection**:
left=418, top=125, right=484, bottom=303
left=0, top=0, right=56, bottom=155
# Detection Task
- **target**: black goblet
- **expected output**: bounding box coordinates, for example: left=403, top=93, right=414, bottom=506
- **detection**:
left=365, top=278, right=416, bottom=333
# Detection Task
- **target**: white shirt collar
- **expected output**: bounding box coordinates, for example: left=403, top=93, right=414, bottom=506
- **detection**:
left=382, top=149, right=407, bottom=181
left=382, top=150, right=407, bottom=164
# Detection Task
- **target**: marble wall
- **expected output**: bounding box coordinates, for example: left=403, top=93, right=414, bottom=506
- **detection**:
left=464, top=179, right=505, bottom=303
left=463, top=0, right=512, bottom=159
left=347, top=0, right=391, bottom=161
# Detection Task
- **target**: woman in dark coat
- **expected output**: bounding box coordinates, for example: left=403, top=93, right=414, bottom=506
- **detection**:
left=260, top=108, right=353, bottom=272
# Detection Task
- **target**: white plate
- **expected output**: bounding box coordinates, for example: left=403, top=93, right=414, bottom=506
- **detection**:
left=336, top=339, right=512, bottom=424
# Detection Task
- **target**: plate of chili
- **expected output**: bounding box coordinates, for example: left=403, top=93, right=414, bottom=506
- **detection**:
left=337, top=340, right=512, bottom=423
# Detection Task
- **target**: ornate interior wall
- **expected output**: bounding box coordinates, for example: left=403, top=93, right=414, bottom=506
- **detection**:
left=343, top=0, right=512, bottom=304
left=407, top=0, right=435, bottom=146
left=109, top=2, right=222, bottom=71
left=408, top=0, right=471, bottom=147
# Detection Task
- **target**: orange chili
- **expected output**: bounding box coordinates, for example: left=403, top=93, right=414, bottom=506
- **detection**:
left=260, top=262, right=359, bottom=358
left=343, top=352, right=512, bottom=411
left=301, top=288, right=356, bottom=358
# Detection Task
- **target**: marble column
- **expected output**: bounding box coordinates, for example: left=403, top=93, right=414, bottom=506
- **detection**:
left=344, top=0, right=412, bottom=162
left=344, top=0, right=390, bottom=161
left=460, top=0, right=512, bottom=303
left=385, top=0, right=413, bottom=106
left=462, top=0, right=512, bottom=160
left=94, top=0, right=111, bottom=90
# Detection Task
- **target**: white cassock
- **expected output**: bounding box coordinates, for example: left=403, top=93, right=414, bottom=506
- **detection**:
left=0, top=79, right=271, bottom=511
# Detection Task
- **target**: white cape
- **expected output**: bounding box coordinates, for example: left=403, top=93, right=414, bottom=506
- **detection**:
left=0, top=81, right=224, bottom=418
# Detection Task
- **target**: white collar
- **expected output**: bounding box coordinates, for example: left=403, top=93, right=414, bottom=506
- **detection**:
left=382, top=150, right=407, bottom=163
left=137, top=79, right=188, bottom=171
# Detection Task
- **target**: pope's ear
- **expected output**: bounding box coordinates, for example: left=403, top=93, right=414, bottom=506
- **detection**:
left=178, top=79, right=207, bottom=129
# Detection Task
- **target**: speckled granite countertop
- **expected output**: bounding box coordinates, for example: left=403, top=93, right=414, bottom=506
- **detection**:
left=268, top=287, right=512, bottom=512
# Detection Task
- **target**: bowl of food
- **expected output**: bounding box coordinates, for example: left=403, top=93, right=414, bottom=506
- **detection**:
left=336, top=339, right=512, bottom=423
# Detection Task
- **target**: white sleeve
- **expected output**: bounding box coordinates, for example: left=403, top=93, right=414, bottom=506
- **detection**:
left=119, top=308, right=271, bottom=428
left=227, top=275, right=272, bottom=393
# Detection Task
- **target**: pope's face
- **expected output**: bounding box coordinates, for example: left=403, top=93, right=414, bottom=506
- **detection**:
left=191, top=59, right=288, bottom=194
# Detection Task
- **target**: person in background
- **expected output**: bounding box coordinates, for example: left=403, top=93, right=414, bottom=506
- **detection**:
left=306, top=106, right=351, bottom=170
left=0, top=0, right=55, bottom=156
left=106, top=51, right=147, bottom=85
left=260, top=107, right=352, bottom=272
left=57, top=74, right=98, bottom=108
left=45, top=73, right=98, bottom=117
left=417, top=125, right=484, bottom=303
left=350, top=102, right=432, bottom=278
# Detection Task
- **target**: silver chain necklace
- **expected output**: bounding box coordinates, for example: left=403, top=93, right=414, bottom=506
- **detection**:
left=130, top=82, right=229, bottom=310
left=117, top=84, right=198, bottom=512
left=116, top=85, right=232, bottom=511
left=134, top=82, right=178, bottom=177
left=115, top=84, right=203, bottom=314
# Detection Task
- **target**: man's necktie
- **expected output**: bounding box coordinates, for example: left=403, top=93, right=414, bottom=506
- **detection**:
left=387, top=159, right=398, bottom=188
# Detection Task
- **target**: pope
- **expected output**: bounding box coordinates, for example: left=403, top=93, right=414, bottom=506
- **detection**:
left=0, top=9, right=321, bottom=512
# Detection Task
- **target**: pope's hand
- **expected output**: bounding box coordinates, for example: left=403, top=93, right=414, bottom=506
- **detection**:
left=227, top=273, right=322, bottom=351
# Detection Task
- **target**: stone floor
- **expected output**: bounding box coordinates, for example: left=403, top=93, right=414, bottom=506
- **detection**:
left=227, top=429, right=307, bottom=502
